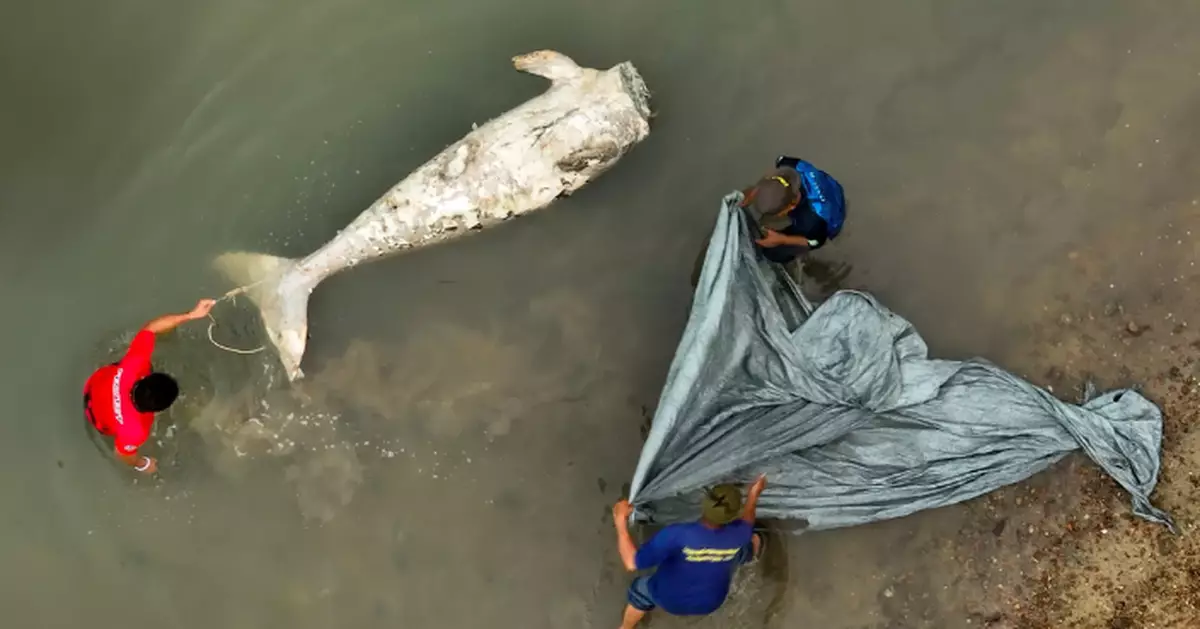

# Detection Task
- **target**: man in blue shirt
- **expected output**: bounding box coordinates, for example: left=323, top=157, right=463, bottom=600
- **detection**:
left=689, top=155, right=845, bottom=286
left=610, top=475, right=767, bottom=628
left=747, top=156, right=846, bottom=265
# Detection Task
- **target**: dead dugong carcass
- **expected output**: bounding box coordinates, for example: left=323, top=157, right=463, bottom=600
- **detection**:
left=215, top=50, right=652, bottom=380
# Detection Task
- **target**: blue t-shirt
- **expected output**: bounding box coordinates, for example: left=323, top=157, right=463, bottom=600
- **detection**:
left=635, top=520, right=754, bottom=616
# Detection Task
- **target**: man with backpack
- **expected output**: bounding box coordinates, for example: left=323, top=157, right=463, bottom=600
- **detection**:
left=689, top=155, right=846, bottom=286
left=745, top=155, right=846, bottom=265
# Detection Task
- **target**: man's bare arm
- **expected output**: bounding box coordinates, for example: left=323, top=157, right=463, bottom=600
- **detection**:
left=755, top=229, right=812, bottom=250
left=612, top=499, right=639, bottom=571
left=776, top=234, right=813, bottom=248
left=143, top=299, right=216, bottom=334
left=741, top=475, right=767, bottom=523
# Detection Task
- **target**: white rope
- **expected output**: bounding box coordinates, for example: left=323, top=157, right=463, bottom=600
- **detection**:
left=206, top=317, right=265, bottom=355
left=204, top=281, right=268, bottom=355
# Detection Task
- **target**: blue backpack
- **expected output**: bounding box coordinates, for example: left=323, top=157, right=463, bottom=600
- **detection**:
left=776, top=155, right=846, bottom=238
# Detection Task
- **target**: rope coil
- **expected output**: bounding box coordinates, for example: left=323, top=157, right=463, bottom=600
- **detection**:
left=205, top=282, right=267, bottom=355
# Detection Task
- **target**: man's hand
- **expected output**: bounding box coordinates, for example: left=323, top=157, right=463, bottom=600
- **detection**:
left=756, top=229, right=790, bottom=248
left=749, top=474, right=767, bottom=498
left=612, top=499, right=633, bottom=524
left=188, top=298, right=217, bottom=320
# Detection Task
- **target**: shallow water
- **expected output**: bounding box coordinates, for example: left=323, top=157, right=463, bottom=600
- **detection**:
left=3, top=0, right=1200, bottom=627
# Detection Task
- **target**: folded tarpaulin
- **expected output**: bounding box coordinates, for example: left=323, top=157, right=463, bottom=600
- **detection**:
left=627, top=192, right=1174, bottom=533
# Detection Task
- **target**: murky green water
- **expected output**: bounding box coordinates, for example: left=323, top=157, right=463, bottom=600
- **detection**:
left=3, top=0, right=1200, bottom=627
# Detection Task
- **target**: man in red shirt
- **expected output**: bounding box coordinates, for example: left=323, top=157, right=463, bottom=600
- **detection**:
left=83, top=298, right=216, bottom=474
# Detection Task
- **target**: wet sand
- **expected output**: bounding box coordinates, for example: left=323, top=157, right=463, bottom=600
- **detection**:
left=3, top=1, right=1200, bottom=628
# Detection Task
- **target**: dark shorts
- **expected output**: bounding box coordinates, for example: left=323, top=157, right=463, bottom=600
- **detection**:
left=626, top=575, right=658, bottom=612
left=626, top=539, right=757, bottom=613
left=760, top=244, right=805, bottom=264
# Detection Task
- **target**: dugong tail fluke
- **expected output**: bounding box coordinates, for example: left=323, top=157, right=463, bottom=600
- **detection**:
left=213, top=251, right=313, bottom=378
left=214, top=50, right=653, bottom=380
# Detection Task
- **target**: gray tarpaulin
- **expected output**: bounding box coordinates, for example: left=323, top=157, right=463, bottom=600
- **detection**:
left=627, top=192, right=1174, bottom=533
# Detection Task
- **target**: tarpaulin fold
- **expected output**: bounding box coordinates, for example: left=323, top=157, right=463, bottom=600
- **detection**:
left=628, top=192, right=1174, bottom=533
